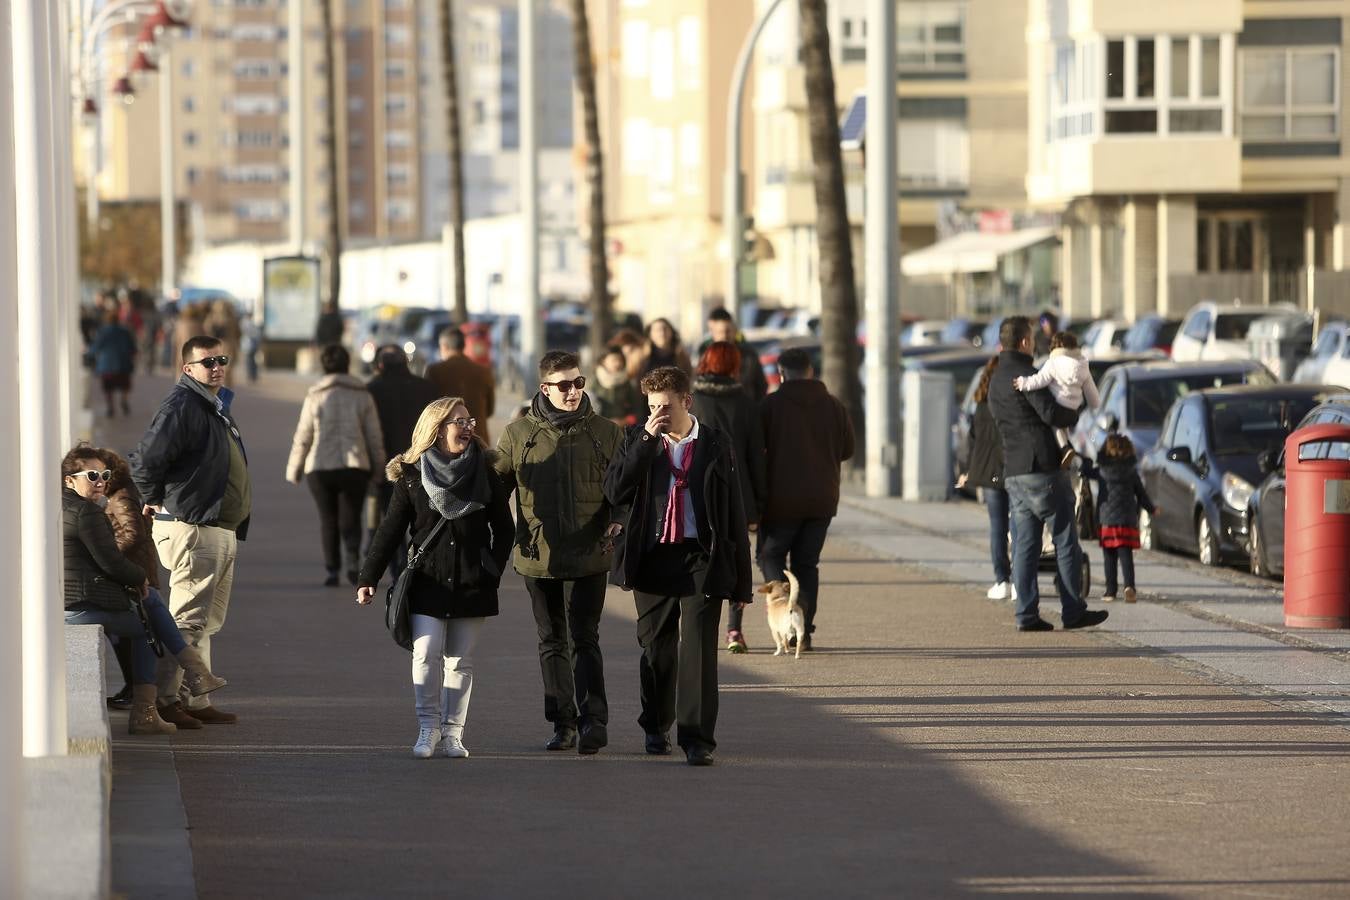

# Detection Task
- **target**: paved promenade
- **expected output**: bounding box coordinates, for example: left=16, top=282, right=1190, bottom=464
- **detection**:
left=96, top=369, right=1350, bottom=898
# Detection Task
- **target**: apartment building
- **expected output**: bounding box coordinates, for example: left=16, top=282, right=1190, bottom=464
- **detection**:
left=751, top=0, right=1034, bottom=314
left=1027, top=0, right=1350, bottom=319
left=90, top=0, right=423, bottom=247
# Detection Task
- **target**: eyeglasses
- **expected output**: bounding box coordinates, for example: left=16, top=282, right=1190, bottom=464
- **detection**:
left=542, top=376, right=586, bottom=393
left=447, top=417, right=477, bottom=429
left=71, top=469, right=112, bottom=483
left=188, top=355, right=230, bottom=369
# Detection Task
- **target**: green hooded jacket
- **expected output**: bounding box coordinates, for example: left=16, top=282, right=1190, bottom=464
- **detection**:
left=494, top=397, right=626, bottom=579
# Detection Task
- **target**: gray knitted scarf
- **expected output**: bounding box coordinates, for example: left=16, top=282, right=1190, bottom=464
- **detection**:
left=418, top=442, right=491, bottom=522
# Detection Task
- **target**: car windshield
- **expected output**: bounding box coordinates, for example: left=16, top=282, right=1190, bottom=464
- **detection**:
left=1128, top=372, right=1257, bottom=427
left=1209, top=396, right=1320, bottom=456
left=1212, top=313, right=1268, bottom=341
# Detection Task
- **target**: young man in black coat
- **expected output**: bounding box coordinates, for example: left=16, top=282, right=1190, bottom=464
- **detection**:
left=603, top=366, right=753, bottom=766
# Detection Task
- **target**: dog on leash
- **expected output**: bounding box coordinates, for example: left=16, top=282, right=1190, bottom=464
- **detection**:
left=756, top=570, right=806, bottom=659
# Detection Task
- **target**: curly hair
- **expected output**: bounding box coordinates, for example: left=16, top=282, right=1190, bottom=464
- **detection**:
left=60, top=443, right=102, bottom=483
left=1050, top=331, right=1079, bottom=351
left=696, top=341, right=741, bottom=378
left=1101, top=433, right=1137, bottom=463
left=94, top=446, right=140, bottom=500
left=640, top=365, right=691, bottom=396
left=972, top=355, right=999, bottom=404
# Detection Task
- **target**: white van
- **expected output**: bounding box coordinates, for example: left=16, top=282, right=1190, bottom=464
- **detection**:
left=1172, top=302, right=1299, bottom=362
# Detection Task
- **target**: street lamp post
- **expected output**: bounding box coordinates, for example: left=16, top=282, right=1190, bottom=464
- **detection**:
left=287, top=0, right=304, bottom=251
left=158, top=44, right=176, bottom=298
left=518, top=0, right=541, bottom=368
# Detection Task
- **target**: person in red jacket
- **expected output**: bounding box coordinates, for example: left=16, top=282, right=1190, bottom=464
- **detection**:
left=757, top=347, right=854, bottom=650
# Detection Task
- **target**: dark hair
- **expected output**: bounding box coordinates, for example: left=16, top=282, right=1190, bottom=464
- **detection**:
left=320, top=344, right=350, bottom=374
left=707, top=307, right=734, bottom=324
left=438, top=326, right=466, bottom=351
left=1050, top=331, right=1079, bottom=351
left=640, top=365, right=691, bottom=395
left=1039, top=309, right=1060, bottom=331
left=645, top=318, right=681, bottom=349
left=972, top=355, right=999, bottom=404
left=778, top=347, right=812, bottom=377
left=601, top=345, right=627, bottom=363
left=60, top=443, right=101, bottom=484
left=181, top=334, right=222, bottom=362
left=375, top=343, right=408, bottom=372
left=94, top=446, right=138, bottom=499
left=539, top=350, right=580, bottom=379
left=697, top=341, right=741, bottom=377
left=608, top=328, right=643, bottom=350
left=1101, top=434, right=1137, bottom=463
left=999, top=316, right=1032, bottom=352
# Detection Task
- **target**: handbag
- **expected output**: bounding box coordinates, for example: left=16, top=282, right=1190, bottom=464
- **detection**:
left=127, top=588, right=165, bottom=658
left=385, top=517, right=449, bottom=651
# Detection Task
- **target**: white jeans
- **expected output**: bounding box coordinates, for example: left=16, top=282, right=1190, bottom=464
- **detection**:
left=411, top=614, right=485, bottom=734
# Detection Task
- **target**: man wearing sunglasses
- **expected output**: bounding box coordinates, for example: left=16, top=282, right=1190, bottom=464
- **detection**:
left=494, top=350, right=626, bottom=755
left=129, top=334, right=253, bottom=728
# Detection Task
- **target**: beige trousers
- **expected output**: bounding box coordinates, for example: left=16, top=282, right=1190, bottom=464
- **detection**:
left=152, top=519, right=238, bottom=708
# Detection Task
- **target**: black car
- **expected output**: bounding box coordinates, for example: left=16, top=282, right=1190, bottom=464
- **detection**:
left=1139, top=385, right=1331, bottom=566
left=1245, top=393, right=1350, bottom=578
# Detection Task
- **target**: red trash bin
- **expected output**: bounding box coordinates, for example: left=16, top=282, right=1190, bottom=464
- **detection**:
left=1283, top=423, right=1350, bottom=628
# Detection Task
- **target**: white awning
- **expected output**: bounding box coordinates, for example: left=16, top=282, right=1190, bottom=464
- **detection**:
left=901, top=227, right=1058, bottom=277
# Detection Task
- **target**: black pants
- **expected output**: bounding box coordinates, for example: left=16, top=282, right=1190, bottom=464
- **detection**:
left=306, top=468, right=370, bottom=573
left=634, top=543, right=719, bottom=752
left=757, top=516, right=832, bottom=635
left=523, top=573, right=609, bottom=731
left=1102, top=545, right=1136, bottom=597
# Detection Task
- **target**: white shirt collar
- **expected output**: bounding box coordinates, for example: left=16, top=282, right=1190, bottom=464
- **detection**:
left=661, top=415, right=700, bottom=449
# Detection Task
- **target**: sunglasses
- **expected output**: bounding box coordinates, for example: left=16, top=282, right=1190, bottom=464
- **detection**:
left=542, top=376, right=586, bottom=393
left=188, top=355, right=230, bottom=369
left=71, top=469, right=112, bottom=483
left=447, top=417, right=477, bottom=429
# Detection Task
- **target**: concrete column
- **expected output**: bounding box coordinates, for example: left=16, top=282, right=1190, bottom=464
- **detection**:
left=517, top=0, right=541, bottom=367
left=1089, top=218, right=1104, bottom=318
left=13, top=0, right=68, bottom=758
left=0, top=0, right=28, bottom=888
left=52, top=0, right=78, bottom=451
left=1059, top=222, right=1076, bottom=317
left=288, top=0, right=305, bottom=250
left=159, top=46, right=176, bottom=298
left=1121, top=197, right=1158, bottom=321
left=1333, top=179, right=1350, bottom=271
left=1156, top=195, right=1197, bottom=316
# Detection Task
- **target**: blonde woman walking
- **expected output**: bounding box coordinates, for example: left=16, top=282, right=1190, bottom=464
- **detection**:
left=356, top=397, right=513, bottom=759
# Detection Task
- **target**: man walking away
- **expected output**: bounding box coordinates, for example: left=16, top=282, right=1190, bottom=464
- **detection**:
left=604, top=366, right=753, bottom=766
left=698, top=307, right=768, bottom=401
left=130, top=335, right=251, bottom=728
left=988, top=315, right=1108, bottom=633
left=426, top=327, right=496, bottom=444
left=315, top=301, right=345, bottom=347
left=495, top=351, right=625, bottom=755
left=366, top=345, right=441, bottom=576
left=758, top=347, right=853, bottom=651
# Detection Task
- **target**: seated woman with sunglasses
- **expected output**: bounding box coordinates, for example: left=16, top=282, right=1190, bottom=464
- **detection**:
left=62, top=447, right=227, bottom=734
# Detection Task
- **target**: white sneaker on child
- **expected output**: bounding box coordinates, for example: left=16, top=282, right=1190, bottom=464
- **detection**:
left=987, top=582, right=1011, bottom=600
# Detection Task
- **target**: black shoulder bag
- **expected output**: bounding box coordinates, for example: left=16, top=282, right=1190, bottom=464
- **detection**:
left=385, top=517, right=449, bottom=651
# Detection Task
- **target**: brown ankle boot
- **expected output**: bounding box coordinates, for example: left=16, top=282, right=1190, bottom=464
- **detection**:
left=176, top=646, right=228, bottom=696
left=129, top=686, right=177, bottom=735
left=186, top=704, right=238, bottom=725
left=158, top=700, right=204, bottom=730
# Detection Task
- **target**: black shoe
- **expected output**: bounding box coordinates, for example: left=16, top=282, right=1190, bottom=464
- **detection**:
left=1063, top=609, right=1109, bottom=630
left=577, top=724, right=607, bottom=755
left=1017, top=618, right=1055, bottom=632
left=800, top=634, right=814, bottom=652
left=545, top=727, right=577, bottom=751
left=685, top=747, right=715, bottom=767
left=106, top=684, right=133, bottom=710
left=323, top=571, right=340, bottom=587
left=645, top=732, right=672, bottom=755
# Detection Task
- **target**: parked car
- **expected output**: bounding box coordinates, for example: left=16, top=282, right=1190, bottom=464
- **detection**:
left=356, top=305, right=435, bottom=371
left=1079, top=318, right=1130, bottom=357
left=940, top=318, right=988, bottom=347
left=978, top=316, right=1005, bottom=351
left=1171, top=301, right=1299, bottom=362
left=1245, top=392, right=1350, bottom=578
left=1292, top=320, right=1350, bottom=385
left=760, top=308, right=819, bottom=336
left=900, top=320, right=948, bottom=347
left=1071, top=359, right=1276, bottom=465
left=1140, top=384, right=1331, bottom=566
left=1122, top=315, right=1181, bottom=356
left=1246, top=312, right=1314, bottom=382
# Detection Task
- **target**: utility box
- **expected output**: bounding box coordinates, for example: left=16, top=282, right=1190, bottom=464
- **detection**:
left=1283, top=423, right=1350, bottom=628
left=902, top=369, right=953, bottom=501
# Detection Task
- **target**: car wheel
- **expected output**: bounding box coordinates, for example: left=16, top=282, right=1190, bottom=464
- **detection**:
left=1197, top=513, right=1221, bottom=567
left=1248, top=516, right=1268, bottom=578
left=1139, top=508, right=1155, bottom=551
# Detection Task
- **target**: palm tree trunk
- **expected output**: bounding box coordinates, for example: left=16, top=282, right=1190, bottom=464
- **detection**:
left=798, top=0, right=862, bottom=452
left=570, top=0, right=611, bottom=364
left=440, top=0, right=468, bottom=324
left=321, top=0, right=342, bottom=308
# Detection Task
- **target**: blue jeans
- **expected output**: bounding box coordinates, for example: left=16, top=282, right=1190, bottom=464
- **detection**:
left=1004, top=472, right=1086, bottom=627
left=65, top=589, right=187, bottom=684
left=983, top=487, right=1012, bottom=585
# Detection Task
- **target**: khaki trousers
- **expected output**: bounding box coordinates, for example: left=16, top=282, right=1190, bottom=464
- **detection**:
left=152, top=519, right=237, bottom=708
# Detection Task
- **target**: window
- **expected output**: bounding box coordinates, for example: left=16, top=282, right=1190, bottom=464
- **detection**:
left=232, top=24, right=278, bottom=42
left=1104, top=37, right=1158, bottom=133
left=678, top=122, right=701, bottom=194
left=650, top=126, right=674, bottom=203
left=1173, top=400, right=1205, bottom=456
left=897, top=2, right=965, bottom=71
left=899, top=117, right=968, bottom=190
left=385, top=199, right=414, bottom=222
left=234, top=200, right=282, bottom=221
left=1050, top=40, right=1097, bottom=139
left=384, top=130, right=412, bottom=148
left=384, top=25, right=410, bottom=46
left=1182, top=308, right=1211, bottom=341
left=386, top=164, right=411, bottom=187
left=1240, top=47, right=1339, bottom=140
left=385, top=94, right=411, bottom=116
left=649, top=28, right=674, bottom=99
left=1168, top=36, right=1223, bottom=133
left=234, top=58, right=276, bottom=79
left=385, top=61, right=408, bottom=81
left=182, top=97, right=195, bottom=113
left=621, top=20, right=649, bottom=79
left=184, top=130, right=197, bottom=147
left=348, top=96, right=366, bottom=113
left=227, top=94, right=280, bottom=115
left=622, top=118, right=650, bottom=177
left=677, top=16, right=701, bottom=90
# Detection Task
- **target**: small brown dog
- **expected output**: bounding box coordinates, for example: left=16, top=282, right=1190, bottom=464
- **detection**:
left=756, top=570, right=805, bottom=659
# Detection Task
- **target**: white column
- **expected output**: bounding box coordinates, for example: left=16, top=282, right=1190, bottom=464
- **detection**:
left=160, top=45, right=176, bottom=298
left=52, top=0, right=76, bottom=450
left=13, top=0, right=69, bottom=758
left=1334, top=179, right=1350, bottom=271
left=0, top=0, right=28, bottom=888
left=518, top=0, right=541, bottom=366
left=864, top=0, right=899, bottom=497
left=288, top=0, right=305, bottom=250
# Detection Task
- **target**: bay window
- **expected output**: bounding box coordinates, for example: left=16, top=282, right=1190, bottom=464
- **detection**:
left=1240, top=47, right=1339, bottom=141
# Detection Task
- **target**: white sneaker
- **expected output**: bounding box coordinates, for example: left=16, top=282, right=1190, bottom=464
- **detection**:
left=1102, top=594, right=1116, bottom=603
left=412, top=726, right=439, bottom=759
left=1010, top=584, right=1017, bottom=600
left=442, top=733, right=469, bottom=759
left=986, top=582, right=1011, bottom=600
